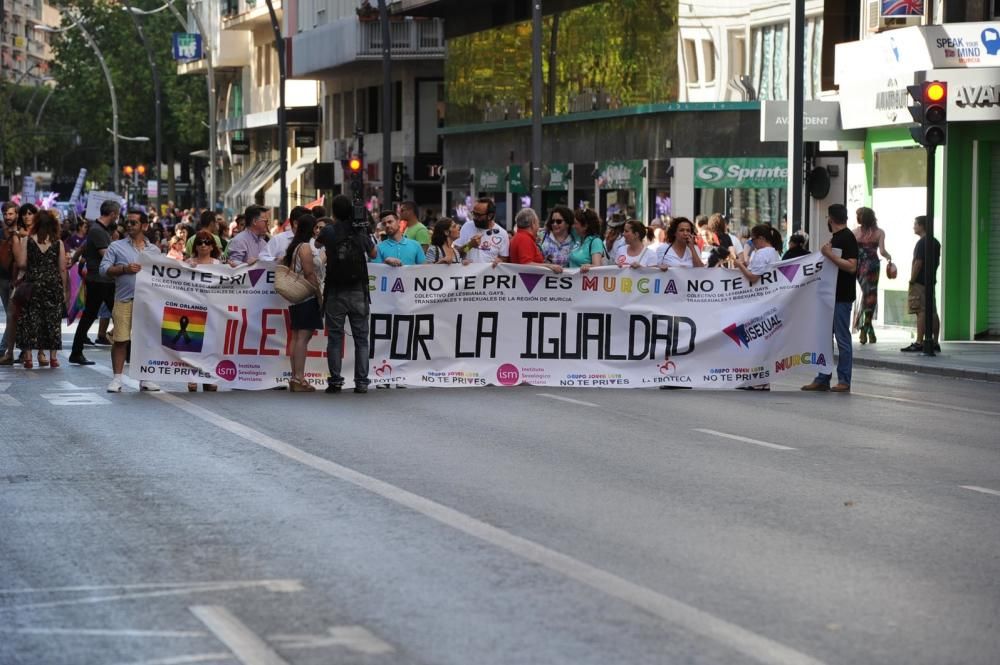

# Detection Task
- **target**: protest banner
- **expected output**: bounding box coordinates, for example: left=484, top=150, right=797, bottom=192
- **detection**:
left=130, top=254, right=836, bottom=390
left=84, top=191, right=125, bottom=221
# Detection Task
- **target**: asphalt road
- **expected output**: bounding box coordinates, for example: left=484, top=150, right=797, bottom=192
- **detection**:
left=1, top=348, right=998, bottom=665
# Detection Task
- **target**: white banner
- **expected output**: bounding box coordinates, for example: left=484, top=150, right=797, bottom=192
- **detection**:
left=130, top=254, right=837, bottom=390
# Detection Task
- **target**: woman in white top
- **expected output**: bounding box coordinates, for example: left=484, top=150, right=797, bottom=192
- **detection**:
left=615, top=220, right=659, bottom=268
left=734, top=224, right=783, bottom=285
left=656, top=217, right=704, bottom=270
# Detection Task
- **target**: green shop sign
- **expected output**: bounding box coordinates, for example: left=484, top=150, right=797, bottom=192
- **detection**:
left=476, top=168, right=505, bottom=192
left=507, top=164, right=571, bottom=194
left=694, top=158, right=788, bottom=189
left=546, top=163, right=570, bottom=191
left=508, top=165, right=527, bottom=195
left=596, top=160, right=643, bottom=190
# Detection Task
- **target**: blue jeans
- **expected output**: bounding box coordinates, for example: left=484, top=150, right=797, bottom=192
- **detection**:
left=324, top=287, right=370, bottom=388
left=813, top=301, right=853, bottom=386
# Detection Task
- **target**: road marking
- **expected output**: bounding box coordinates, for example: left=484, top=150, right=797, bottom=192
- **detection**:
left=851, top=391, right=1000, bottom=418
left=960, top=485, right=1000, bottom=497
left=693, top=428, right=797, bottom=451
left=153, top=391, right=824, bottom=665
left=537, top=393, right=600, bottom=407
left=0, top=580, right=303, bottom=612
left=190, top=606, right=290, bottom=665
left=40, top=392, right=111, bottom=406
left=106, top=654, right=233, bottom=665
left=0, top=394, right=21, bottom=406
left=270, top=626, right=394, bottom=654
left=0, top=381, right=10, bottom=391
left=53, top=380, right=101, bottom=391
left=0, top=627, right=207, bottom=637
left=0, top=580, right=303, bottom=595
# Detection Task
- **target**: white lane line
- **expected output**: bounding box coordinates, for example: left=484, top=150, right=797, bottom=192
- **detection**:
left=105, top=654, right=233, bottom=665
left=851, top=391, right=1000, bottom=418
left=0, top=581, right=302, bottom=612
left=0, top=627, right=207, bottom=637
left=960, top=485, right=1000, bottom=497
left=270, top=626, right=395, bottom=654
left=537, top=392, right=600, bottom=407
left=0, top=394, right=21, bottom=406
left=190, top=606, right=290, bottom=665
left=693, top=428, right=797, bottom=451
left=154, top=390, right=824, bottom=665
left=0, top=580, right=302, bottom=595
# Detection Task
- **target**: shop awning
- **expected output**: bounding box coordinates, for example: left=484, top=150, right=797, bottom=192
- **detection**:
left=224, top=159, right=280, bottom=211
left=263, top=148, right=318, bottom=209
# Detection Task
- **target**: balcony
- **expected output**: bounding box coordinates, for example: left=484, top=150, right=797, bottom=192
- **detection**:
left=222, top=0, right=280, bottom=31
left=291, top=16, right=444, bottom=78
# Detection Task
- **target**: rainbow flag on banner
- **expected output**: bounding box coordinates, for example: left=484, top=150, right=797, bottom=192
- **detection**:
left=161, top=306, right=207, bottom=353
left=66, top=265, right=86, bottom=325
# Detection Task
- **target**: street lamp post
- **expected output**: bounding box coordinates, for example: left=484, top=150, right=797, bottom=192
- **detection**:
left=127, top=0, right=216, bottom=211
left=36, top=18, right=121, bottom=194
left=122, top=0, right=163, bottom=214
left=263, top=0, right=287, bottom=223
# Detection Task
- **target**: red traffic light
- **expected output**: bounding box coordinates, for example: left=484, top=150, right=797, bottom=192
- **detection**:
left=925, top=82, right=946, bottom=103
left=348, top=158, right=362, bottom=171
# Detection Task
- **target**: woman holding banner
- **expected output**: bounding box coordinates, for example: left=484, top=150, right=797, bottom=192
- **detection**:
left=283, top=215, right=322, bottom=393
left=568, top=208, right=605, bottom=271
left=184, top=230, right=223, bottom=392
left=656, top=217, right=704, bottom=269
left=615, top=220, right=658, bottom=268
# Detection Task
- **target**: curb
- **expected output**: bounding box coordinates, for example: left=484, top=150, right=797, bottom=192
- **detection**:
left=852, top=356, right=1000, bottom=383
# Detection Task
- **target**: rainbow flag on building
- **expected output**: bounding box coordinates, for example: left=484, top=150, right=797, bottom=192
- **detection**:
left=161, top=306, right=207, bottom=353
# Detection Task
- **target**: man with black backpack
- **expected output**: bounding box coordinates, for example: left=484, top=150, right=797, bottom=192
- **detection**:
left=319, top=195, right=374, bottom=394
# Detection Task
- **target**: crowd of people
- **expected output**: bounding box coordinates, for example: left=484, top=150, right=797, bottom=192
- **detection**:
left=0, top=193, right=939, bottom=395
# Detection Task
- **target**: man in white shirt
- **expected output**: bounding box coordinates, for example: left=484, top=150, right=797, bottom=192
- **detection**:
left=259, top=206, right=309, bottom=262
left=456, top=198, right=509, bottom=265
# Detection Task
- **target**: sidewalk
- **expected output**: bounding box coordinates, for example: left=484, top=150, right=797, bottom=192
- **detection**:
left=851, top=326, right=1000, bottom=383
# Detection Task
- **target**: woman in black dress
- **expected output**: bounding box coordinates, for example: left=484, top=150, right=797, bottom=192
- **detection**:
left=13, top=210, right=67, bottom=369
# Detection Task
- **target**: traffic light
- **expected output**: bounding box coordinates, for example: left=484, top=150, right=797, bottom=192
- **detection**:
left=907, top=81, right=948, bottom=147
left=123, top=165, right=134, bottom=176
left=136, top=164, right=146, bottom=177
left=348, top=156, right=364, bottom=203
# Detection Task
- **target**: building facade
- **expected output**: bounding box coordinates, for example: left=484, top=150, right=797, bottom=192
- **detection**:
left=1, top=0, right=60, bottom=85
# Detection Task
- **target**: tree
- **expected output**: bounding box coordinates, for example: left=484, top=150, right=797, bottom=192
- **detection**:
left=37, top=0, right=208, bottom=196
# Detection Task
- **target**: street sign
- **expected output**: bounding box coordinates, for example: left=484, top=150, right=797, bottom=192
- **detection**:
left=21, top=176, right=35, bottom=203
left=294, top=131, right=317, bottom=148
left=172, top=33, right=203, bottom=62
left=147, top=180, right=159, bottom=200
left=231, top=139, right=250, bottom=155
left=391, top=162, right=404, bottom=203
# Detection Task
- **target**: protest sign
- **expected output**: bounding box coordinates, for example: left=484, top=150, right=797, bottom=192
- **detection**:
left=84, top=191, right=125, bottom=220
left=130, top=255, right=836, bottom=390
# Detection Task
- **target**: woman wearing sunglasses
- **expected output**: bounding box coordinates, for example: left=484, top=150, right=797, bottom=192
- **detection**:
left=540, top=205, right=576, bottom=268
left=185, top=231, right=221, bottom=392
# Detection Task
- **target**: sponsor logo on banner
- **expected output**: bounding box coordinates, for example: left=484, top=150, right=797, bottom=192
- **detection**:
left=497, top=364, right=520, bottom=386
left=216, top=360, right=238, bottom=381
left=723, top=308, right=783, bottom=348
left=520, top=273, right=544, bottom=293
left=374, top=360, right=393, bottom=377
left=162, top=305, right=207, bottom=352
left=774, top=351, right=828, bottom=373
left=777, top=264, right=801, bottom=283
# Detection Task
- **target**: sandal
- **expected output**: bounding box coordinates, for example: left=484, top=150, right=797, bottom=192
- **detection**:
left=23, top=356, right=33, bottom=369
left=37, top=351, right=49, bottom=367
left=49, top=355, right=60, bottom=368
left=188, top=383, right=198, bottom=392
left=0, top=354, right=14, bottom=366
left=204, top=385, right=218, bottom=392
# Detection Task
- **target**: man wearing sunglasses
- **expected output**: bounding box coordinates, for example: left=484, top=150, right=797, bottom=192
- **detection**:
left=99, top=208, right=162, bottom=393
left=456, top=198, right=509, bottom=265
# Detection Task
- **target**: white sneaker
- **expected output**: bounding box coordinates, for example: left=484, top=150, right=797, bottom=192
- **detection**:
left=106, top=377, right=123, bottom=393
left=140, top=380, right=161, bottom=392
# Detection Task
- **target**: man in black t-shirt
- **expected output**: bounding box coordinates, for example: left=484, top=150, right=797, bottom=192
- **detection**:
left=902, top=215, right=940, bottom=352
left=802, top=203, right=859, bottom=393
left=69, top=200, right=122, bottom=365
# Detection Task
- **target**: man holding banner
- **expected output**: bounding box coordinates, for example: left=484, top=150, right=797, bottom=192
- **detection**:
left=802, top=204, right=858, bottom=393
left=69, top=200, right=121, bottom=366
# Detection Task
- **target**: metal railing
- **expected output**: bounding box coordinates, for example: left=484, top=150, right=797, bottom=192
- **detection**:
left=358, top=17, right=444, bottom=57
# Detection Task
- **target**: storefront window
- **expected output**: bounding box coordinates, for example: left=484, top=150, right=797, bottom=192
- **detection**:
left=444, top=0, right=677, bottom=126
left=874, top=147, right=926, bottom=188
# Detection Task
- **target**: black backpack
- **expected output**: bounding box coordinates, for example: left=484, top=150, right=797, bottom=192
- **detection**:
left=327, top=231, right=368, bottom=287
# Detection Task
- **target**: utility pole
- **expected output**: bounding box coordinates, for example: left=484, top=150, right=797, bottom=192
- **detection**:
left=379, top=0, right=392, bottom=212
left=530, top=0, right=543, bottom=214
left=264, top=0, right=287, bottom=223
left=787, top=0, right=805, bottom=233
left=123, top=0, right=162, bottom=213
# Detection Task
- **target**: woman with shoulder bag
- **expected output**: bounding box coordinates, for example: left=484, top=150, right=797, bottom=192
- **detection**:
left=12, top=210, right=67, bottom=369
left=282, top=215, right=323, bottom=392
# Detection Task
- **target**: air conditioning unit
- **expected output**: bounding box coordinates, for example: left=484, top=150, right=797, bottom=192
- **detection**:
left=866, top=0, right=925, bottom=34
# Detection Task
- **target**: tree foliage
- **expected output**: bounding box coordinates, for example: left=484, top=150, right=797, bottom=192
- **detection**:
left=37, top=0, right=209, bottom=186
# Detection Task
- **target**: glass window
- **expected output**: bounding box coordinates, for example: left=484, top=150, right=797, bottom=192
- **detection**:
left=683, top=39, right=699, bottom=84
left=332, top=92, right=342, bottom=139
left=702, top=40, right=716, bottom=83
left=343, top=90, right=355, bottom=136
left=874, top=147, right=927, bottom=188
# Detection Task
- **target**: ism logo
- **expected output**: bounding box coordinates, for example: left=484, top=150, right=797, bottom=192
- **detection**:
left=215, top=360, right=237, bottom=382
left=496, top=364, right=520, bottom=386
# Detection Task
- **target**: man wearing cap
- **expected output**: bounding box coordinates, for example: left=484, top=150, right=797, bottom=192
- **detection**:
left=802, top=203, right=859, bottom=393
